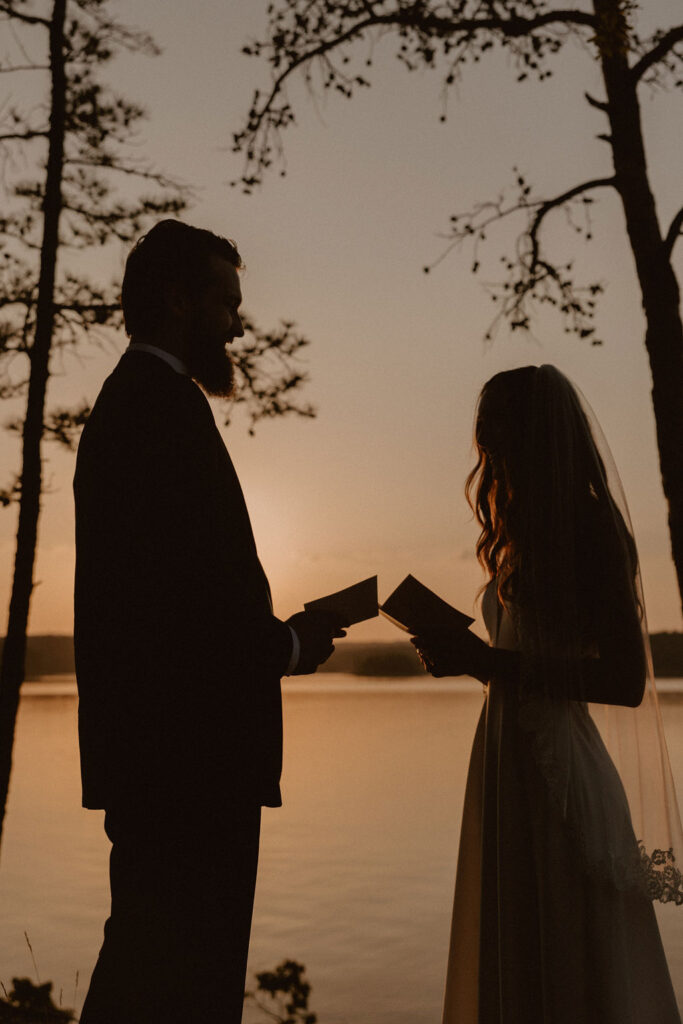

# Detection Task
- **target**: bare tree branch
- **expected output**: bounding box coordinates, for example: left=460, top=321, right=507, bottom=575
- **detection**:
left=0, top=64, right=49, bottom=73
left=282, top=5, right=598, bottom=85
left=584, top=91, right=608, bottom=111
left=426, top=170, right=615, bottom=344
left=631, top=23, right=683, bottom=82
left=664, top=205, right=683, bottom=258
left=0, top=2, right=50, bottom=28
left=427, top=173, right=615, bottom=272
left=234, top=4, right=595, bottom=187
left=239, top=12, right=379, bottom=139
left=0, top=130, right=48, bottom=142
left=528, top=176, right=616, bottom=263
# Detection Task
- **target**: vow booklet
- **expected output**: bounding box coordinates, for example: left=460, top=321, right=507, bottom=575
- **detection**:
left=304, top=575, right=379, bottom=625
left=380, top=575, right=474, bottom=634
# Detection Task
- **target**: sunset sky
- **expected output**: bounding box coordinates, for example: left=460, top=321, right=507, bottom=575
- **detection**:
left=1, top=0, right=682, bottom=641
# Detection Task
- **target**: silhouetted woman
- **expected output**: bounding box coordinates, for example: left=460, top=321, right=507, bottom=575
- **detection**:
left=413, top=365, right=682, bottom=1023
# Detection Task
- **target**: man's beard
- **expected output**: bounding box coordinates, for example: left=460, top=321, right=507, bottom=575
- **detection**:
left=187, top=338, right=236, bottom=398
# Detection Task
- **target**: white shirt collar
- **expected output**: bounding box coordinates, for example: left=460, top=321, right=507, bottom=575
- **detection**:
left=127, top=342, right=188, bottom=376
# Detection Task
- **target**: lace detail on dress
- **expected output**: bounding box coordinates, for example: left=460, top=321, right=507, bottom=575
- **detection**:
left=638, top=844, right=683, bottom=905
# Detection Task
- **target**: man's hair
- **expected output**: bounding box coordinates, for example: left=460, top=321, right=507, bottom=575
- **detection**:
left=121, top=220, right=243, bottom=338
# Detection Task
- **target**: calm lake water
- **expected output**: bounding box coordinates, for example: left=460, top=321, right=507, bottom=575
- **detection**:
left=1, top=675, right=682, bottom=1023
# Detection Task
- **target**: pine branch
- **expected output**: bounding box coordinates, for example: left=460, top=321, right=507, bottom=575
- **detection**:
left=0, top=63, right=49, bottom=72
left=42, top=402, right=90, bottom=449
left=0, top=474, right=20, bottom=508
left=63, top=156, right=188, bottom=191
left=73, top=3, right=160, bottom=57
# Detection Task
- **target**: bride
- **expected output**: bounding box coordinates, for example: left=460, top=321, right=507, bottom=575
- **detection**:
left=412, top=365, right=682, bottom=1024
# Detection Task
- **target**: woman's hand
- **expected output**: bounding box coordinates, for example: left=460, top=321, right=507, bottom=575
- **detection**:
left=411, top=628, right=493, bottom=682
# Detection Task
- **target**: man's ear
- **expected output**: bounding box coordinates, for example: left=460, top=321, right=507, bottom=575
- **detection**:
left=167, top=282, right=191, bottom=319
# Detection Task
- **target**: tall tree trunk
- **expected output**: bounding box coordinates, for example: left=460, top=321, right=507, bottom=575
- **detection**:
left=595, top=0, right=683, bottom=618
left=0, top=0, right=67, bottom=845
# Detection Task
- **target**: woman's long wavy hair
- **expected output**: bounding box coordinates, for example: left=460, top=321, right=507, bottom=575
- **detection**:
left=466, top=366, right=535, bottom=607
left=466, top=366, right=638, bottom=631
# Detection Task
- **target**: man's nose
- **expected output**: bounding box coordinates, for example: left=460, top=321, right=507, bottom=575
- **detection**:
left=233, top=314, right=245, bottom=338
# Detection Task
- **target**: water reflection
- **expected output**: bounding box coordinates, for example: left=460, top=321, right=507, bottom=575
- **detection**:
left=1, top=678, right=681, bottom=1023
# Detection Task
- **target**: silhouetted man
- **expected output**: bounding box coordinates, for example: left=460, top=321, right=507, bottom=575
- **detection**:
left=74, top=220, right=345, bottom=1023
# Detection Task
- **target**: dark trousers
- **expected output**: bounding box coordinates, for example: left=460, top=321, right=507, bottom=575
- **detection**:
left=80, top=804, right=261, bottom=1024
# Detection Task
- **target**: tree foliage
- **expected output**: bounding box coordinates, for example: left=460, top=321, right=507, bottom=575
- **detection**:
left=0, top=0, right=316, bottom=848
left=245, top=959, right=317, bottom=1024
left=0, top=0, right=314, bottom=463
left=0, top=0, right=188, bottom=504
left=0, top=977, right=74, bottom=1023
left=232, top=0, right=683, bottom=614
left=231, top=0, right=682, bottom=345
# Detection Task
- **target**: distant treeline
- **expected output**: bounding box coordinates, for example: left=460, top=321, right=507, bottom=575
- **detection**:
left=319, top=642, right=423, bottom=677
left=650, top=632, right=683, bottom=678
left=5, top=633, right=683, bottom=679
left=321, top=635, right=683, bottom=678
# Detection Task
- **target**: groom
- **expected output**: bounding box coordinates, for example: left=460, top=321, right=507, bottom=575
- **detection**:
left=74, top=220, right=346, bottom=1023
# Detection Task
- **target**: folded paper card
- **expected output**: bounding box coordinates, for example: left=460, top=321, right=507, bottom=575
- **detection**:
left=304, top=575, right=379, bottom=625
left=380, top=575, right=474, bottom=634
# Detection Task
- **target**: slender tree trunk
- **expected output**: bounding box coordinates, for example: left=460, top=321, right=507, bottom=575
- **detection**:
left=594, top=0, right=683, bottom=618
left=0, top=0, right=67, bottom=845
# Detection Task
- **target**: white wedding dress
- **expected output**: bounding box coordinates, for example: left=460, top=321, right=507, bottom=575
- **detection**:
left=442, top=582, right=681, bottom=1024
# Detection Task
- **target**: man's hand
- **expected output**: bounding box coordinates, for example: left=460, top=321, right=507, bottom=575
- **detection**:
left=411, top=627, right=493, bottom=682
left=286, top=609, right=349, bottom=675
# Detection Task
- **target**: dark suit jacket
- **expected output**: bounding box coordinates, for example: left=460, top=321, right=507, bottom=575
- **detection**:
left=73, top=350, right=291, bottom=815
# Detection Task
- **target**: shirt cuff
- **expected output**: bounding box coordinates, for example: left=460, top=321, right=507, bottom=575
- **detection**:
left=285, top=626, right=300, bottom=675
